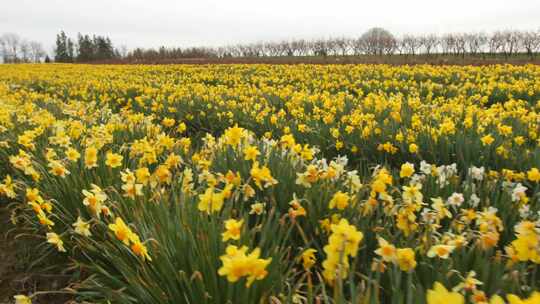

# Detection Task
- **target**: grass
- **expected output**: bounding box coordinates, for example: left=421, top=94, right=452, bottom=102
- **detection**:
left=0, top=206, right=74, bottom=303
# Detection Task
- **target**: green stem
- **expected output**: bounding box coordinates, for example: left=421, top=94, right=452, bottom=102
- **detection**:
left=406, top=272, right=413, bottom=304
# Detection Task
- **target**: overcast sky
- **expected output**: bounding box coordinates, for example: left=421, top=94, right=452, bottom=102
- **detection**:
left=2, top=0, right=539, bottom=52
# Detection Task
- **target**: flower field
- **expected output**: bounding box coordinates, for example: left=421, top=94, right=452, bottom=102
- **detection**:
left=0, top=63, right=540, bottom=303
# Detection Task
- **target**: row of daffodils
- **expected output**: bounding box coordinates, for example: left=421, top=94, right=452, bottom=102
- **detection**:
left=1, top=63, right=539, bottom=303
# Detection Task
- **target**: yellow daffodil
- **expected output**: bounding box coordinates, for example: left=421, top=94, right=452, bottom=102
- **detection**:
left=72, top=216, right=91, bottom=237
left=222, top=219, right=243, bottom=241
left=301, top=248, right=317, bottom=270
left=46, top=232, right=66, bottom=252
left=426, top=282, right=464, bottom=304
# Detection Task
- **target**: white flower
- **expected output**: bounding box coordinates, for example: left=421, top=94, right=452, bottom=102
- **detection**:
left=335, top=155, right=349, bottom=167
left=447, top=192, right=464, bottom=206
left=421, top=209, right=436, bottom=224
left=347, top=171, right=363, bottom=193
left=410, top=173, right=425, bottom=185
left=420, top=161, right=432, bottom=175
left=435, top=164, right=458, bottom=187
left=519, top=204, right=530, bottom=219
left=469, top=194, right=480, bottom=208
left=317, top=159, right=329, bottom=171
left=511, top=183, right=527, bottom=202
left=485, top=207, right=498, bottom=215
left=447, top=163, right=458, bottom=176
left=468, top=166, right=485, bottom=181
left=437, top=174, right=448, bottom=187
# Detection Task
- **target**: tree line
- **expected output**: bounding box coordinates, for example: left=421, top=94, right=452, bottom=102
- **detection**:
left=126, top=28, right=540, bottom=62
left=0, top=31, right=120, bottom=63
left=2, top=27, right=540, bottom=63
left=54, top=31, right=119, bottom=62
left=0, top=33, right=48, bottom=63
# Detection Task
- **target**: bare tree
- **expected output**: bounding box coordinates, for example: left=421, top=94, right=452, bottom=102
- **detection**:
left=216, top=46, right=227, bottom=58
left=20, top=40, right=31, bottom=62
left=350, top=38, right=365, bottom=55
left=402, top=34, right=422, bottom=55
left=498, top=30, right=521, bottom=58
left=520, top=30, right=540, bottom=58
left=264, top=42, right=280, bottom=57
left=382, top=37, right=397, bottom=55
left=278, top=40, right=294, bottom=56
left=323, top=38, right=336, bottom=56
left=1, top=33, right=21, bottom=62
left=311, top=39, right=329, bottom=56
left=396, top=37, right=407, bottom=55
left=118, top=45, right=128, bottom=58
left=28, top=41, right=45, bottom=62
left=441, top=33, right=456, bottom=55
left=292, top=39, right=309, bottom=56
left=251, top=42, right=264, bottom=57
left=465, top=32, right=487, bottom=56
left=47, top=28, right=540, bottom=63
left=454, top=33, right=467, bottom=57
left=420, top=34, right=440, bottom=55
left=489, top=31, right=504, bottom=54
left=0, top=37, right=6, bottom=63
left=334, top=37, right=350, bottom=56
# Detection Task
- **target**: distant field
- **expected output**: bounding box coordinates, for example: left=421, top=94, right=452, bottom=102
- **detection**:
left=0, top=63, right=539, bottom=303
left=100, top=54, right=540, bottom=65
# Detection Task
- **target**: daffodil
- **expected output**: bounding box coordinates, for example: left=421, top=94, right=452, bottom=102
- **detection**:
left=130, top=234, right=152, bottom=261
left=249, top=202, right=265, bottom=215
left=374, top=237, right=397, bottom=262
left=223, top=125, right=245, bottom=146
left=243, top=145, right=260, bottom=161
left=122, top=182, right=143, bottom=199
left=400, top=162, right=415, bottom=178
left=527, top=168, right=540, bottom=182
left=328, top=191, right=350, bottom=210
left=65, top=147, right=80, bottom=162
left=84, top=146, right=98, bottom=169
left=507, top=292, right=540, bottom=304
left=427, top=244, right=456, bottom=259
left=454, top=271, right=482, bottom=292
left=198, top=187, right=225, bottom=214
left=426, top=282, right=464, bottom=304
left=105, top=151, right=123, bottom=168
left=218, top=245, right=271, bottom=287
left=301, top=248, right=317, bottom=270
left=72, top=216, right=91, bottom=237
left=481, top=134, right=495, bottom=146
left=13, top=295, right=32, bottom=304
left=322, top=219, right=363, bottom=284
left=222, top=219, right=243, bottom=241
left=396, top=248, right=416, bottom=272
left=48, top=160, right=70, bottom=177
left=46, top=232, right=66, bottom=252
left=108, top=217, right=134, bottom=245
left=250, top=161, right=277, bottom=189
left=82, top=184, right=107, bottom=217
